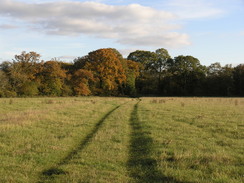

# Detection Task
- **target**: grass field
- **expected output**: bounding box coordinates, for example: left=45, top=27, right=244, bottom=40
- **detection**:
left=0, top=97, right=243, bottom=183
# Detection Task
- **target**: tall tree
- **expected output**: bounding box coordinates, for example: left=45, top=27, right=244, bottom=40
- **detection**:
left=127, top=50, right=158, bottom=94
left=127, top=48, right=172, bottom=95
left=39, top=61, right=67, bottom=96
left=233, top=64, right=244, bottom=96
left=155, top=48, right=171, bottom=82
left=167, top=55, right=206, bottom=96
left=0, top=70, right=16, bottom=97
left=127, top=50, right=157, bottom=72
left=205, top=63, right=234, bottom=96
left=84, top=48, right=127, bottom=95
left=124, top=60, right=140, bottom=96
left=3, top=51, right=42, bottom=96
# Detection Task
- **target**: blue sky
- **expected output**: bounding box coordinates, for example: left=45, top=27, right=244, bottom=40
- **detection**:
left=0, top=0, right=243, bottom=66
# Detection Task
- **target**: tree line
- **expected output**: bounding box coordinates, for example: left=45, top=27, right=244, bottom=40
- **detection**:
left=0, top=48, right=243, bottom=97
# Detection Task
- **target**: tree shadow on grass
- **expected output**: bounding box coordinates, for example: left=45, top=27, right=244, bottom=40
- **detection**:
left=127, top=102, right=186, bottom=183
left=38, top=104, right=121, bottom=183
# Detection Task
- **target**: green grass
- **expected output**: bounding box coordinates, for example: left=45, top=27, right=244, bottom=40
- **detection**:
left=0, top=97, right=243, bottom=183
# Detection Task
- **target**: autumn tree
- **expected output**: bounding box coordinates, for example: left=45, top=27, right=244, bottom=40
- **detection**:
left=1, top=51, right=42, bottom=96
left=39, top=61, right=67, bottom=96
left=84, top=48, right=127, bottom=95
left=72, top=69, right=94, bottom=96
left=59, top=62, right=74, bottom=96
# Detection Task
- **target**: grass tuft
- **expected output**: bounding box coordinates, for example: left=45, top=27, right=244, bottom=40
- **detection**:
left=9, top=99, right=13, bottom=105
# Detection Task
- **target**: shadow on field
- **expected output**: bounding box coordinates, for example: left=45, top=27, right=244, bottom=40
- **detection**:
left=38, top=104, right=121, bottom=183
left=127, top=102, right=184, bottom=183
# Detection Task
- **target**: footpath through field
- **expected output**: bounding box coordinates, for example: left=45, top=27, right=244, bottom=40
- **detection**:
left=38, top=99, right=182, bottom=183
left=38, top=99, right=137, bottom=183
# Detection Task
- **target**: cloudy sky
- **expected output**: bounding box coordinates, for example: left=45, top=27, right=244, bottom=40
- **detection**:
left=0, top=0, right=243, bottom=66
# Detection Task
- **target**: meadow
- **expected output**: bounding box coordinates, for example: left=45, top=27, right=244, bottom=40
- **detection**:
left=0, top=97, right=243, bottom=183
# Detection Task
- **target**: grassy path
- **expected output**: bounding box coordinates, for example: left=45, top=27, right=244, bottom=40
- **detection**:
left=127, top=102, right=185, bottom=183
left=37, top=99, right=137, bottom=183
left=39, top=103, right=126, bottom=182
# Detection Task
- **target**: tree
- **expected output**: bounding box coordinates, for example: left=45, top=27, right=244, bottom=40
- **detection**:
left=127, top=50, right=157, bottom=72
left=0, top=70, right=16, bottom=97
left=84, top=48, right=127, bottom=95
left=155, top=48, right=171, bottom=82
left=72, top=69, right=94, bottom=96
left=73, top=56, right=89, bottom=71
left=14, top=51, right=41, bottom=64
left=207, top=62, right=222, bottom=76
left=39, top=61, right=67, bottom=96
left=124, top=60, right=140, bottom=96
left=233, top=64, right=244, bottom=96
left=127, top=48, right=172, bottom=95
left=59, top=62, right=74, bottom=96
left=127, top=50, right=158, bottom=94
left=167, top=55, right=206, bottom=96
left=205, top=63, right=234, bottom=96
left=1, top=52, right=42, bottom=96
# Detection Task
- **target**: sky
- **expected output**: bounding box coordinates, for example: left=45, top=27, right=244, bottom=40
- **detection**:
left=0, top=0, right=243, bottom=66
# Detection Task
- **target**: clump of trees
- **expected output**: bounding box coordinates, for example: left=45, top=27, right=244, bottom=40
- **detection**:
left=0, top=48, right=243, bottom=97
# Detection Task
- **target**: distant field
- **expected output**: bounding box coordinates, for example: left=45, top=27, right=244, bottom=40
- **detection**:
left=0, top=97, right=243, bottom=183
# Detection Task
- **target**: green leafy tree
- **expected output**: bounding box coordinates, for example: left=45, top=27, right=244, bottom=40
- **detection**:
left=205, top=63, right=234, bottom=96
left=127, top=50, right=157, bottom=94
left=39, top=61, right=67, bottom=96
left=127, top=48, right=172, bottom=95
left=124, top=60, right=140, bottom=96
left=155, top=48, right=171, bottom=81
left=2, top=52, right=41, bottom=96
left=167, top=55, right=206, bottom=96
left=127, top=50, right=157, bottom=72
left=0, top=70, right=16, bottom=97
left=233, top=64, right=244, bottom=96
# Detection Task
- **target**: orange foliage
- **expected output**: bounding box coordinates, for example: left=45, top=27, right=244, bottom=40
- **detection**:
left=42, top=61, right=66, bottom=78
left=84, top=48, right=127, bottom=95
left=73, top=69, right=94, bottom=96
left=126, top=59, right=140, bottom=77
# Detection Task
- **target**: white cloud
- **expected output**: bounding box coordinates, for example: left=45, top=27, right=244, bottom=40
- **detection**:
left=0, top=0, right=190, bottom=48
left=0, top=24, right=18, bottom=29
left=118, top=32, right=190, bottom=47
